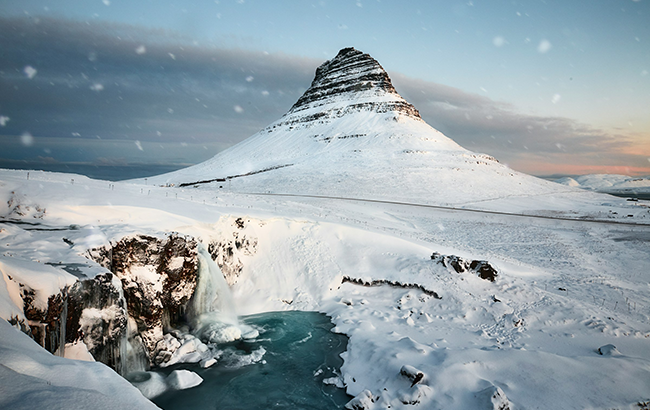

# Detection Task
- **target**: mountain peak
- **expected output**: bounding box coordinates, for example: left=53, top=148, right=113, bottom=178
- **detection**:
left=146, top=48, right=563, bottom=207
left=286, top=47, right=420, bottom=119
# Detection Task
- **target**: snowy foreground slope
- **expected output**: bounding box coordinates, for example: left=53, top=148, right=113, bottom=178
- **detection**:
left=2, top=48, right=650, bottom=409
left=0, top=317, right=158, bottom=410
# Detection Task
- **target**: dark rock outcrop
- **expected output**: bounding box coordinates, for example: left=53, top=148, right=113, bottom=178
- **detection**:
left=21, top=288, right=68, bottom=356
left=87, top=234, right=200, bottom=365
left=431, top=252, right=498, bottom=282
left=400, top=365, right=426, bottom=387
left=8, top=233, right=202, bottom=375
left=288, top=47, right=420, bottom=119
left=264, top=47, right=421, bottom=134
left=66, top=272, right=127, bottom=373
left=341, top=276, right=441, bottom=299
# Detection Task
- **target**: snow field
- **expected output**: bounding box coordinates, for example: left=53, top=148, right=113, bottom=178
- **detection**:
left=1, top=169, right=649, bottom=409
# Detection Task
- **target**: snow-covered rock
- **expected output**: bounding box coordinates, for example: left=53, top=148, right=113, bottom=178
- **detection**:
left=399, top=364, right=426, bottom=387
left=398, top=384, right=433, bottom=405
left=476, top=385, right=511, bottom=410
left=431, top=252, right=498, bottom=282
left=86, top=233, right=200, bottom=366
left=598, top=344, right=621, bottom=356
left=166, top=369, right=203, bottom=390
left=346, top=389, right=375, bottom=410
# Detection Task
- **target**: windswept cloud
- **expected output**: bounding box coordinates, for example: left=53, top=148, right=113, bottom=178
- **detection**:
left=0, top=16, right=317, bottom=147
left=0, top=16, right=646, bottom=175
left=391, top=74, right=647, bottom=173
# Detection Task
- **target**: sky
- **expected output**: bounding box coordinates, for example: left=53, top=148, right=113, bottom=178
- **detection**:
left=0, top=0, right=649, bottom=178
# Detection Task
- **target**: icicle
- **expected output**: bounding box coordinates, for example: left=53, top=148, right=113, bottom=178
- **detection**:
left=56, top=297, right=67, bottom=357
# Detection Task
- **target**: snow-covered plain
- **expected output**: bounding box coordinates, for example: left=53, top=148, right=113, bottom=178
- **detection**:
left=2, top=48, right=650, bottom=409
left=1, top=167, right=649, bottom=409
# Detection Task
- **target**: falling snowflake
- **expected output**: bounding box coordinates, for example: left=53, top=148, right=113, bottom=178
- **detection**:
left=135, top=140, right=143, bottom=151
left=234, top=105, right=244, bottom=113
left=24, top=66, right=37, bottom=79
left=537, top=39, right=552, bottom=53
left=135, top=45, right=147, bottom=55
left=493, top=36, right=505, bottom=47
left=20, top=132, right=34, bottom=146
left=90, top=83, right=104, bottom=92
left=552, top=94, right=561, bottom=104
left=0, top=116, right=9, bottom=126
left=246, top=76, right=254, bottom=82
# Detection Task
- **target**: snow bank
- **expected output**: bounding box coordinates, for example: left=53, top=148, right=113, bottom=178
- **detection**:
left=0, top=256, right=77, bottom=320
left=0, top=318, right=158, bottom=410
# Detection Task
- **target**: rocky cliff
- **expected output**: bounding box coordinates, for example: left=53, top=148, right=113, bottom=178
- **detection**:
left=3, top=219, right=260, bottom=375
left=283, top=47, right=421, bottom=122
left=86, top=234, right=200, bottom=367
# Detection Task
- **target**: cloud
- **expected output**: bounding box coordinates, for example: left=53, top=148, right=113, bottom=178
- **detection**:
left=0, top=16, right=318, bottom=149
left=0, top=16, right=646, bottom=176
left=391, top=73, right=648, bottom=173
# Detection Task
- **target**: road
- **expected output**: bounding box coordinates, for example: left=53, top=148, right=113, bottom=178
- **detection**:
left=241, top=192, right=650, bottom=227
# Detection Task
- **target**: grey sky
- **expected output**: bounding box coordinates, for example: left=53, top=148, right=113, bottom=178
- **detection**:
left=0, top=15, right=647, bottom=177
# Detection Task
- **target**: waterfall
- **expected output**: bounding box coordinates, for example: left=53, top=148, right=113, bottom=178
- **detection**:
left=125, top=317, right=149, bottom=375
left=192, top=245, right=238, bottom=324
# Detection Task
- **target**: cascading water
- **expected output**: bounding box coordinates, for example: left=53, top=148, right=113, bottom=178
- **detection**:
left=189, top=245, right=258, bottom=344
left=191, top=245, right=238, bottom=324
left=125, top=317, right=149, bottom=374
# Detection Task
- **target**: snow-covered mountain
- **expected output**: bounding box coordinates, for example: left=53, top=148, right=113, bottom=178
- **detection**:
left=146, top=48, right=569, bottom=208
left=557, top=174, right=650, bottom=196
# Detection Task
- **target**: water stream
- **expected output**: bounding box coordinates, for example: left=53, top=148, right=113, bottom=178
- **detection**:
left=152, top=311, right=350, bottom=409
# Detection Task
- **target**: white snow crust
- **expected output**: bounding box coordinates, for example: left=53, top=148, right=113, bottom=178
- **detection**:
left=1, top=167, right=649, bottom=409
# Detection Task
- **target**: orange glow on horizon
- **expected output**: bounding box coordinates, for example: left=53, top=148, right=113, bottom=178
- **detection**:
left=511, top=162, right=650, bottom=177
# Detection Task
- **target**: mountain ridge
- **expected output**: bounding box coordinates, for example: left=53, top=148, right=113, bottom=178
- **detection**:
left=144, top=47, right=580, bottom=209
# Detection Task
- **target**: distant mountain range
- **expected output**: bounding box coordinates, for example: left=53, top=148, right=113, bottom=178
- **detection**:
left=556, top=174, right=650, bottom=198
